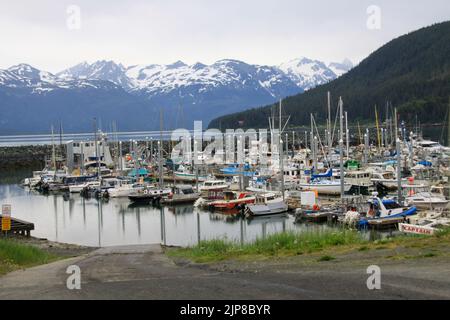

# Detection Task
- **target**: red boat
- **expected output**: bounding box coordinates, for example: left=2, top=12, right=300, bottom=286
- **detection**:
left=208, top=191, right=256, bottom=210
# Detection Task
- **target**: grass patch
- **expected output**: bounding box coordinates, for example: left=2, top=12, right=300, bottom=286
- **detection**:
left=168, top=225, right=450, bottom=263
left=0, top=238, right=57, bottom=275
left=168, top=229, right=364, bottom=263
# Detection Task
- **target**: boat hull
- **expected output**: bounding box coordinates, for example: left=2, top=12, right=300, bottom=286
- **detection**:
left=297, top=183, right=352, bottom=195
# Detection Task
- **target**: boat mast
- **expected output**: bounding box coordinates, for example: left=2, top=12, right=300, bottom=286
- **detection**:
left=93, top=118, right=100, bottom=179
left=80, top=141, right=84, bottom=175
left=279, top=99, right=285, bottom=200
left=159, top=109, right=164, bottom=188
left=396, top=138, right=402, bottom=202
left=51, top=125, right=56, bottom=171
left=339, top=97, right=345, bottom=199
left=447, top=96, right=450, bottom=147
left=327, top=91, right=332, bottom=160
left=375, top=105, right=381, bottom=151
left=345, top=111, right=349, bottom=159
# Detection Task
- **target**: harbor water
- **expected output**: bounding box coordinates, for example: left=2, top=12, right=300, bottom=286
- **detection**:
left=0, top=173, right=332, bottom=247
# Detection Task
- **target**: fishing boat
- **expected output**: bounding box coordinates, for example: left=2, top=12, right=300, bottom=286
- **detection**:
left=344, top=193, right=417, bottom=229
left=128, top=186, right=172, bottom=203
left=370, top=171, right=407, bottom=190
left=160, top=185, right=201, bottom=204
left=69, top=180, right=101, bottom=193
left=199, top=180, right=230, bottom=193
left=402, top=184, right=449, bottom=210
left=174, top=165, right=207, bottom=182
left=245, top=194, right=288, bottom=216
left=219, top=163, right=255, bottom=177
left=22, top=170, right=45, bottom=187
left=297, top=169, right=352, bottom=195
left=399, top=210, right=450, bottom=235
left=207, top=191, right=257, bottom=210
left=108, top=180, right=144, bottom=198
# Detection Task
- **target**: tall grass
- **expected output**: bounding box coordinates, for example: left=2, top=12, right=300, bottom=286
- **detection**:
left=169, top=229, right=365, bottom=262
left=0, top=238, right=56, bottom=274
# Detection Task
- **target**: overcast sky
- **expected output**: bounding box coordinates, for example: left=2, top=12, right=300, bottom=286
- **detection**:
left=1, top=0, right=449, bottom=73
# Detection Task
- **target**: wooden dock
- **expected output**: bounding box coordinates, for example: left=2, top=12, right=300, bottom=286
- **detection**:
left=367, top=216, right=405, bottom=229
left=0, top=214, right=34, bottom=237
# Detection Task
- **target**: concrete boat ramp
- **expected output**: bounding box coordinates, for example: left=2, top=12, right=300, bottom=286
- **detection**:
left=0, top=244, right=449, bottom=299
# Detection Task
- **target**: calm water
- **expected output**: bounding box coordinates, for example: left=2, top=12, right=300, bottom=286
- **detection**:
left=0, top=183, right=329, bottom=247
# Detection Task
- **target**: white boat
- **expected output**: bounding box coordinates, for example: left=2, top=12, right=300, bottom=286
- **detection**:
left=345, top=170, right=372, bottom=188
left=245, top=194, right=288, bottom=216
left=199, top=180, right=229, bottom=192
left=399, top=211, right=450, bottom=235
left=297, top=179, right=352, bottom=195
left=69, top=181, right=100, bottom=193
left=128, top=186, right=172, bottom=202
left=370, top=171, right=407, bottom=190
left=403, top=184, right=449, bottom=210
left=108, top=180, right=144, bottom=198
left=22, top=170, right=45, bottom=187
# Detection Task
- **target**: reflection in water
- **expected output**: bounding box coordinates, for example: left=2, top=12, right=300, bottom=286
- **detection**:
left=0, top=184, right=394, bottom=248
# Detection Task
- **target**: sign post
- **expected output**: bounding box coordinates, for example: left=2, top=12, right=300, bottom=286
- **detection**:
left=1, top=204, right=12, bottom=233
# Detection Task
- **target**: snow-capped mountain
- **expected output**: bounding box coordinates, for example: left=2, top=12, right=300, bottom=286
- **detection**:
left=57, top=60, right=132, bottom=90
left=328, top=58, right=354, bottom=77
left=56, top=57, right=352, bottom=97
left=0, top=63, right=121, bottom=94
left=0, top=57, right=352, bottom=133
left=122, top=59, right=301, bottom=99
left=278, top=57, right=352, bottom=90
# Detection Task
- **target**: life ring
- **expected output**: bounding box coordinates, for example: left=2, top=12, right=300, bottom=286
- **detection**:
left=144, top=189, right=148, bottom=194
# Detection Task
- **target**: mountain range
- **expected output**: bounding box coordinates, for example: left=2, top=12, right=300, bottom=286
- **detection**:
left=209, top=21, right=450, bottom=130
left=0, top=57, right=352, bottom=134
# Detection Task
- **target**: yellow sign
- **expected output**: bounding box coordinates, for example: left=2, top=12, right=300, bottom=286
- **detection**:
left=2, top=204, right=11, bottom=231
left=1, top=217, right=11, bottom=231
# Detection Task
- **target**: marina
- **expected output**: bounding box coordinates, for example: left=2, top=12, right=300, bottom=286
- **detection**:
left=1, top=95, right=450, bottom=247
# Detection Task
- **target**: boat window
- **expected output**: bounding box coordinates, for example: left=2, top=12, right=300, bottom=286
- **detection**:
left=182, top=188, right=194, bottom=194
left=384, top=202, right=401, bottom=209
